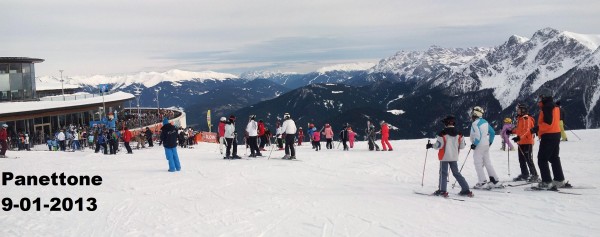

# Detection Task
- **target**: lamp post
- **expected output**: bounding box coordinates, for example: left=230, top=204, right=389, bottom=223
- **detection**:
left=134, top=89, right=142, bottom=129
left=59, top=70, right=64, bottom=100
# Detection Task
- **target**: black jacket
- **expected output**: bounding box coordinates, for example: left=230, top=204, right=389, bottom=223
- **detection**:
left=160, top=124, right=178, bottom=148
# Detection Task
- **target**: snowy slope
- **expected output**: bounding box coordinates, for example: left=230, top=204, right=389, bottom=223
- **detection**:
left=316, top=62, right=376, bottom=74
left=37, top=69, right=239, bottom=88
left=2, top=130, right=599, bottom=236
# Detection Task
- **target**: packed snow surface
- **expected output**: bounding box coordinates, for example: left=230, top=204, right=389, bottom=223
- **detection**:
left=2, top=130, right=599, bottom=236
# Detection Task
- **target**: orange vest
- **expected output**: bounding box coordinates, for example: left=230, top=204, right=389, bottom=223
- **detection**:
left=513, top=115, right=534, bottom=145
left=538, top=105, right=561, bottom=136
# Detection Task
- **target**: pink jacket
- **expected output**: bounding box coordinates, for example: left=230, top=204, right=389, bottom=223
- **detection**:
left=323, top=127, right=333, bottom=139
left=312, top=131, right=321, bottom=142
left=348, top=130, right=356, bottom=141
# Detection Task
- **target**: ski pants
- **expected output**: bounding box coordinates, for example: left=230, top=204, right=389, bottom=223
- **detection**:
left=124, top=142, right=133, bottom=153
left=297, top=136, right=303, bottom=146
left=440, top=161, right=469, bottom=192
left=277, top=138, right=283, bottom=148
left=538, top=133, right=564, bottom=183
left=326, top=138, right=333, bottom=149
left=342, top=139, right=348, bottom=150
left=312, top=141, right=321, bottom=150
left=349, top=138, right=355, bottom=148
left=59, top=140, right=66, bottom=151
left=147, top=137, right=154, bottom=147
left=473, top=144, right=499, bottom=183
left=109, top=141, right=117, bottom=154
left=259, top=135, right=267, bottom=149
left=517, top=144, right=537, bottom=177
left=96, top=143, right=108, bottom=154
left=164, top=147, right=181, bottom=171
left=285, top=134, right=295, bottom=156
left=248, top=136, right=259, bottom=155
left=0, top=140, right=7, bottom=156
left=226, top=138, right=237, bottom=157
left=381, top=137, right=392, bottom=150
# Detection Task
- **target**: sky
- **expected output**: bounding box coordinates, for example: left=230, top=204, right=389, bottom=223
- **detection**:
left=2, top=0, right=600, bottom=78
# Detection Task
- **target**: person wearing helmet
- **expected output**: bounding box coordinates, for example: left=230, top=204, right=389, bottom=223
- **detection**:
left=469, top=106, right=501, bottom=189
left=245, top=115, right=261, bottom=157
left=297, top=127, right=304, bottom=146
left=280, top=113, right=297, bottom=159
left=533, top=88, right=567, bottom=189
left=258, top=119, right=267, bottom=151
left=365, top=121, right=380, bottom=151
left=224, top=115, right=241, bottom=159
left=501, top=117, right=515, bottom=151
left=510, top=104, right=539, bottom=182
left=426, top=115, right=473, bottom=197
left=379, top=120, right=393, bottom=151
left=218, top=117, right=227, bottom=153
left=0, top=124, right=9, bottom=158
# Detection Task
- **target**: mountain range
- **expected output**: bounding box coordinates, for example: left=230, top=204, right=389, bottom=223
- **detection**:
left=37, top=27, right=600, bottom=139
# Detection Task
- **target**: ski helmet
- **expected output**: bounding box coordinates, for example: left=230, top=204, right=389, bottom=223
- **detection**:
left=299, top=127, right=303, bottom=129
left=471, top=106, right=484, bottom=118
left=380, top=120, right=385, bottom=125
left=284, top=113, right=290, bottom=119
left=538, top=87, right=553, bottom=99
left=504, top=117, right=512, bottom=123
left=442, top=115, right=455, bottom=126
left=229, top=115, right=236, bottom=121
left=1, top=124, right=7, bottom=128
left=220, top=117, right=226, bottom=122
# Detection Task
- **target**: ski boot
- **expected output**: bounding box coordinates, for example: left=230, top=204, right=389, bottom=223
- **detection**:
left=433, top=190, right=449, bottom=197
left=458, top=190, right=474, bottom=197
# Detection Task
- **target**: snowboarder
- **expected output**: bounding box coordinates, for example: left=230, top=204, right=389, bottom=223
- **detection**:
left=281, top=113, right=297, bottom=159
left=501, top=118, right=515, bottom=151
left=323, top=124, right=334, bottom=149
left=556, top=101, right=568, bottom=141
left=533, top=88, right=567, bottom=189
left=379, top=121, right=393, bottom=151
left=246, top=115, right=262, bottom=157
left=426, top=115, right=473, bottom=197
left=510, top=104, right=539, bottom=182
left=224, top=115, right=241, bottom=159
left=0, top=124, right=8, bottom=158
left=160, top=118, right=181, bottom=172
left=469, top=106, right=501, bottom=189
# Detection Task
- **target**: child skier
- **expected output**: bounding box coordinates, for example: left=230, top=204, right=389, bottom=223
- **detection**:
left=501, top=118, right=515, bottom=151
left=470, top=106, right=502, bottom=189
left=312, top=127, right=321, bottom=151
left=426, top=115, right=473, bottom=197
left=348, top=126, right=357, bottom=148
left=297, top=127, right=304, bottom=146
left=323, top=124, right=334, bottom=149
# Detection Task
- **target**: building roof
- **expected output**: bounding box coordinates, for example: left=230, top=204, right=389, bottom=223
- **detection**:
left=0, top=57, right=45, bottom=63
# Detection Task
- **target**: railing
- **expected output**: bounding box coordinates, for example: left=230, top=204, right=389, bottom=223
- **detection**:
left=39, top=91, right=116, bottom=101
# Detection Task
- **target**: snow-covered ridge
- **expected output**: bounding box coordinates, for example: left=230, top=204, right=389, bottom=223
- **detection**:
left=316, top=62, right=375, bottom=74
left=38, top=69, right=239, bottom=88
left=562, top=31, right=600, bottom=50
left=240, top=71, right=299, bottom=80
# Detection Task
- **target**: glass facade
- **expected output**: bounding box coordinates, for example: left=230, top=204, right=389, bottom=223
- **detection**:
left=0, top=62, right=36, bottom=101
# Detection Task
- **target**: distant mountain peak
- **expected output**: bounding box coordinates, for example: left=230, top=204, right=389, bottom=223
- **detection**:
left=240, top=70, right=299, bottom=80
left=531, top=27, right=561, bottom=41
left=316, top=62, right=375, bottom=74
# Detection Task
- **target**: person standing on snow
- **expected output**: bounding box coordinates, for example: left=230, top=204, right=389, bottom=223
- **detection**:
left=469, top=106, right=501, bottom=189
left=0, top=124, right=9, bottom=158
left=258, top=120, right=267, bottom=151
left=246, top=115, right=262, bottom=157
left=510, top=104, right=539, bottom=182
left=339, top=124, right=349, bottom=151
left=145, top=127, right=154, bottom=147
left=500, top=118, right=515, bottom=151
left=533, top=89, right=567, bottom=189
left=379, top=121, right=393, bottom=151
left=122, top=127, right=133, bottom=154
left=57, top=129, right=66, bottom=151
left=275, top=122, right=284, bottom=150
left=307, top=124, right=316, bottom=149
left=426, top=115, right=473, bottom=198
left=218, top=117, right=227, bottom=152
left=224, top=115, right=241, bottom=159
left=348, top=126, right=357, bottom=149
left=280, top=113, right=297, bottom=159
left=323, top=124, right=334, bottom=149
left=297, top=127, right=304, bottom=146
left=160, top=118, right=181, bottom=172
left=365, top=121, right=380, bottom=151
left=312, top=127, right=321, bottom=151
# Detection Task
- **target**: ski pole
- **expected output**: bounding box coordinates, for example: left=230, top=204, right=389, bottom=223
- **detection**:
left=268, top=137, right=275, bottom=159
left=507, top=145, right=510, bottom=177
left=421, top=139, right=431, bottom=187
left=452, top=147, right=472, bottom=189
left=563, top=123, right=581, bottom=140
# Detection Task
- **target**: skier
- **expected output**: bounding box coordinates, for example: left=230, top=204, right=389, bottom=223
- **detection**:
left=307, top=124, right=315, bottom=148
left=379, top=121, right=393, bottom=151
left=275, top=122, right=284, bottom=150
left=323, top=124, right=334, bottom=149
left=280, top=113, right=297, bottom=159
left=122, top=127, right=133, bottom=154
left=556, top=101, right=568, bottom=141
left=218, top=117, right=227, bottom=152
left=312, top=127, right=321, bottom=151
left=348, top=126, right=357, bottom=149
left=297, top=127, right=304, bottom=146
left=365, top=121, right=380, bottom=151
left=0, top=124, right=8, bottom=158
left=246, top=115, right=262, bottom=157
left=533, top=89, right=567, bottom=189
left=426, top=115, right=473, bottom=197
left=469, top=106, right=501, bottom=189
left=160, top=118, right=181, bottom=172
left=339, top=124, right=349, bottom=151
left=224, top=115, right=241, bottom=159
left=258, top=119, right=267, bottom=151
left=510, top=104, right=539, bottom=182
left=500, top=118, right=515, bottom=151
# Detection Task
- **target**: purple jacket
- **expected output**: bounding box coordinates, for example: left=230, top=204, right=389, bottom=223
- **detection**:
left=501, top=124, right=514, bottom=142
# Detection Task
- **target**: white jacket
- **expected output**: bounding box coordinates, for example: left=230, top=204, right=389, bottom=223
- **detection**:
left=281, top=119, right=297, bottom=135
left=57, top=132, right=66, bottom=141
left=470, top=118, right=496, bottom=147
left=224, top=123, right=236, bottom=139
left=246, top=120, right=258, bottom=137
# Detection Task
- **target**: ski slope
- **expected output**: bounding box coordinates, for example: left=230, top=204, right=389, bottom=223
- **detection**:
left=1, top=130, right=599, bottom=237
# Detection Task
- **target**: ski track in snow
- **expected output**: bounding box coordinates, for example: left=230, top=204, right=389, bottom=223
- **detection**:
left=1, top=130, right=600, bottom=236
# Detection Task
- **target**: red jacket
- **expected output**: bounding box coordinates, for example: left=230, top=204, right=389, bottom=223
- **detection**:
left=123, top=130, right=133, bottom=142
left=258, top=122, right=265, bottom=136
left=381, top=124, right=389, bottom=139
left=0, top=128, right=7, bottom=140
left=298, top=130, right=304, bottom=138
left=218, top=121, right=226, bottom=137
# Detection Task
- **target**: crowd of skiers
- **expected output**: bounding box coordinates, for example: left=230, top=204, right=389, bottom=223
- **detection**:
left=425, top=88, right=569, bottom=198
